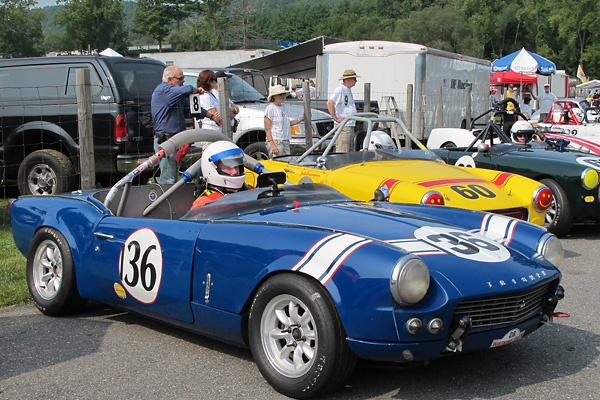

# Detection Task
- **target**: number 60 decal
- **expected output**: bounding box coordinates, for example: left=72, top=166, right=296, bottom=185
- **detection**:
left=119, top=228, right=163, bottom=303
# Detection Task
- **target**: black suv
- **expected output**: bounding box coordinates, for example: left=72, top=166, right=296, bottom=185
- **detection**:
left=0, top=56, right=166, bottom=195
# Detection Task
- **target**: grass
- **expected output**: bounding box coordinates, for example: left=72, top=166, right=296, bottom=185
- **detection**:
left=0, top=198, right=30, bottom=308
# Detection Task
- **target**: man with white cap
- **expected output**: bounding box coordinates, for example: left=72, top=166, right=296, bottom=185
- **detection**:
left=327, top=69, right=360, bottom=152
left=538, top=83, right=557, bottom=122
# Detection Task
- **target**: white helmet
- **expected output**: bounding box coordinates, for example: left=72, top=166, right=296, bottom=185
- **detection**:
left=363, top=131, right=395, bottom=150
left=510, top=120, right=536, bottom=142
left=201, top=141, right=246, bottom=190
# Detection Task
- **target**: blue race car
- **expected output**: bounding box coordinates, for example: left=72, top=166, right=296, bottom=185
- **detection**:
left=9, top=130, right=565, bottom=399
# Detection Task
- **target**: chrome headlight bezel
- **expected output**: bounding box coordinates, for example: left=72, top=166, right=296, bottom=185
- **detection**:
left=536, top=233, right=564, bottom=268
left=390, top=254, right=431, bottom=306
left=581, top=167, right=599, bottom=190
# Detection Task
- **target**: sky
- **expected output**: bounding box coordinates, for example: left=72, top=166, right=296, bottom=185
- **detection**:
left=35, top=0, right=59, bottom=7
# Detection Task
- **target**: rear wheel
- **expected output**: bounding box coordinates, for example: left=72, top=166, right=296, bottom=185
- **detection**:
left=540, top=178, right=573, bottom=236
left=18, top=150, right=77, bottom=195
left=248, top=274, right=356, bottom=398
left=27, top=227, right=86, bottom=316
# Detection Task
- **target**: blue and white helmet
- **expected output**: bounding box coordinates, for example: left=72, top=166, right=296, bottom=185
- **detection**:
left=201, top=141, right=246, bottom=190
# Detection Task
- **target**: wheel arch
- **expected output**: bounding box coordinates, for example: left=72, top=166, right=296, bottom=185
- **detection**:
left=239, top=269, right=338, bottom=346
left=4, top=121, right=80, bottom=177
left=235, top=129, right=266, bottom=150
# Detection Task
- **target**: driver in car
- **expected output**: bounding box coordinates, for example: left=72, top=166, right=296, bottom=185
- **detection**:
left=511, top=120, right=541, bottom=143
left=191, top=141, right=247, bottom=209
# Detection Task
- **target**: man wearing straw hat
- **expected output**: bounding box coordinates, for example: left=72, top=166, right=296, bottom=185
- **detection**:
left=327, top=69, right=360, bottom=152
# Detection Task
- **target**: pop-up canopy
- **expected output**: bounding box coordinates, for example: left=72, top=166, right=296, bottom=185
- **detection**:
left=491, top=70, right=537, bottom=85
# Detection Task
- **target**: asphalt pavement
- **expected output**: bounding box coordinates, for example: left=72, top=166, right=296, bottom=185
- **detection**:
left=1, top=224, right=599, bottom=399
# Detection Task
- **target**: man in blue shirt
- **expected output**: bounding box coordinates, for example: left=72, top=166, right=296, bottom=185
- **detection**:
left=151, top=66, right=222, bottom=183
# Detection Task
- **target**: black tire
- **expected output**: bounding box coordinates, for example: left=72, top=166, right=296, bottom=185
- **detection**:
left=248, top=274, right=356, bottom=398
left=441, top=141, right=457, bottom=148
left=18, top=149, right=77, bottom=196
left=26, top=227, right=86, bottom=316
left=540, top=178, right=573, bottom=236
left=244, top=142, right=269, bottom=160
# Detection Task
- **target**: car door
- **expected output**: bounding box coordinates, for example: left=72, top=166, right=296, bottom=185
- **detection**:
left=91, top=216, right=201, bottom=324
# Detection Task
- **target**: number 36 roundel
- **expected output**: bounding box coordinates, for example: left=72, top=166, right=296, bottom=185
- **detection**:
left=119, top=228, right=163, bottom=303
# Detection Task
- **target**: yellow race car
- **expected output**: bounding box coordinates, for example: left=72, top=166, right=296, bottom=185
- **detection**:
left=246, top=113, right=552, bottom=226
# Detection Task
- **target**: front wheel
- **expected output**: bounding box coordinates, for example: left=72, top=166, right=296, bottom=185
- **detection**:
left=18, top=149, right=77, bottom=195
left=248, top=274, right=356, bottom=398
left=540, top=178, right=573, bottom=236
left=27, top=227, right=86, bottom=316
left=244, top=142, right=269, bottom=160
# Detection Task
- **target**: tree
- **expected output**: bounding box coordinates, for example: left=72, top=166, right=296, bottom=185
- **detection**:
left=167, top=16, right=219, bottom=51
left=55, top=0, right=126, bottom=53
left=134, top=0, right=173, bottom=51
left=0, top=0, right=44, bottom=58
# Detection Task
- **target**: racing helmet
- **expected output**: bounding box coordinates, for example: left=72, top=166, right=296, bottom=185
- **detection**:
left=510, top=120, right=536, bottom=143
left=363, top=130, right=395, bottom=150
left=201, top=141, right=246, bottom=190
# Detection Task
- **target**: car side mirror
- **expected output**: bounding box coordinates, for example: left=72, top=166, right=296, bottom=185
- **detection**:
left=316, top=156, right=327, bottom=169
left=477, top=142, right=489, bottom=153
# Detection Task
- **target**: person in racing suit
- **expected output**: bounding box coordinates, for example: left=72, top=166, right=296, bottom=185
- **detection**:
left=191, top=141, right=247, bottom=209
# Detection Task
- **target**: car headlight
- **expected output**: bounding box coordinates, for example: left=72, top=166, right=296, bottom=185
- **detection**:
left=581, top=168, right=599, bottom=190
left=390, top=255, right=430, bottom=306
left=536, top=233, right=564, bottom=268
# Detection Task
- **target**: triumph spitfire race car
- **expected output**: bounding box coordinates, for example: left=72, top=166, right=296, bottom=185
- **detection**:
left=245, top=113, right=553, bottom=227
left=10, top=129, right=565, bottom=398
left=427, top=100, right=600, bottom=236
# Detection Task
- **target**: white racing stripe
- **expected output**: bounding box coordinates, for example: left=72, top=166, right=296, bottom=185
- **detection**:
left=293, top=233, right=371, bottom=283
left=478, top=214, right=517, bottom=245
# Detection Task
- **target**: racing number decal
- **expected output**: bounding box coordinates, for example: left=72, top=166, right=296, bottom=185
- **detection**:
left=415, top=226, right=510, bottom=262
left=455, top=155, right=476, bottom=168
left=575, top=156, right=600, bottom=171
left=190, top=93, right=202, bottom=113
left=451, top=184, right=496, bottom=200
left=119, top=228, right=163, bottom=304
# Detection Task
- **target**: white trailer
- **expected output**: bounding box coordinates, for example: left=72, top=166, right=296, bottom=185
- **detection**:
left=316, top=41, right=491, bottom=139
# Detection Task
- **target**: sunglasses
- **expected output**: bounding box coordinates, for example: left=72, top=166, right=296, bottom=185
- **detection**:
left=173, top=76, right=184, bottom=81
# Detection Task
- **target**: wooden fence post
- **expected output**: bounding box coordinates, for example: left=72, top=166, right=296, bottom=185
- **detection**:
left=218, top=77, right=232, bottom=139
left=76, top=68, right=95, bottom=191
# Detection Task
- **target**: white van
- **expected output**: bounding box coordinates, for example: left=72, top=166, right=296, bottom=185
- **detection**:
left=184, top=69, right=334, bottom=159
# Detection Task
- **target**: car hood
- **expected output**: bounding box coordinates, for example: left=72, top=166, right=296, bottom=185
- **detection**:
left=335, top=159, right=528, bottom=210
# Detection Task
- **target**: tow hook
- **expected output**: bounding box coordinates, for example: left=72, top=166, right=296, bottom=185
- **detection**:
left=445, top=316, right=471, bottom=352
left=542, top=285, right=567, bottom=323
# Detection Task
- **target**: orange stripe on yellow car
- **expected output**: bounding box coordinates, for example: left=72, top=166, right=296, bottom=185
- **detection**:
left=491, top=172, right=514, bottom=188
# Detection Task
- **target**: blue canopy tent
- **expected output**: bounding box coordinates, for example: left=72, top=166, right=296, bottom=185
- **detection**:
left=492, top=48, right=556, bottom=101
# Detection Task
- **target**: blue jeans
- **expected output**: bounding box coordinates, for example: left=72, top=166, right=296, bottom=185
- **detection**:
left=154, top=136, right=177, bottom=184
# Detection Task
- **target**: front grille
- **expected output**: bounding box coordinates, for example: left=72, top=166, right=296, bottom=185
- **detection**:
left=491, top=207, right=528, bottom=221
left=316, top=121, right=334, bottom=137
left=453, top=282, right=552, bottom=331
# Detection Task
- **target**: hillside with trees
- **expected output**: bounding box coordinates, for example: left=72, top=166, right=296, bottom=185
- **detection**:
left=1, top=0, right=599, bottom=79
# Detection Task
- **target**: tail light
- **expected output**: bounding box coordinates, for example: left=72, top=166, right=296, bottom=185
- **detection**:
left=114, top=114, right=128, bottom=144
left=533, top=186, right=553, bottom=211
left=421, top=191, right=444, bottom=205
left=6, top=198, right=15, bottom=214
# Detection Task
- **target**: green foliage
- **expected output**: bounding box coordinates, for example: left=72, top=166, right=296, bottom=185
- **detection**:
left=0, top=0, right=45, bottom=57
left=167, top=16, right=220, bottom=51
left=134, top=0, right=173, bottom=49
left=55, top=0, right=126, bottom=53
left=0, top=199, right=29, bottom=308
